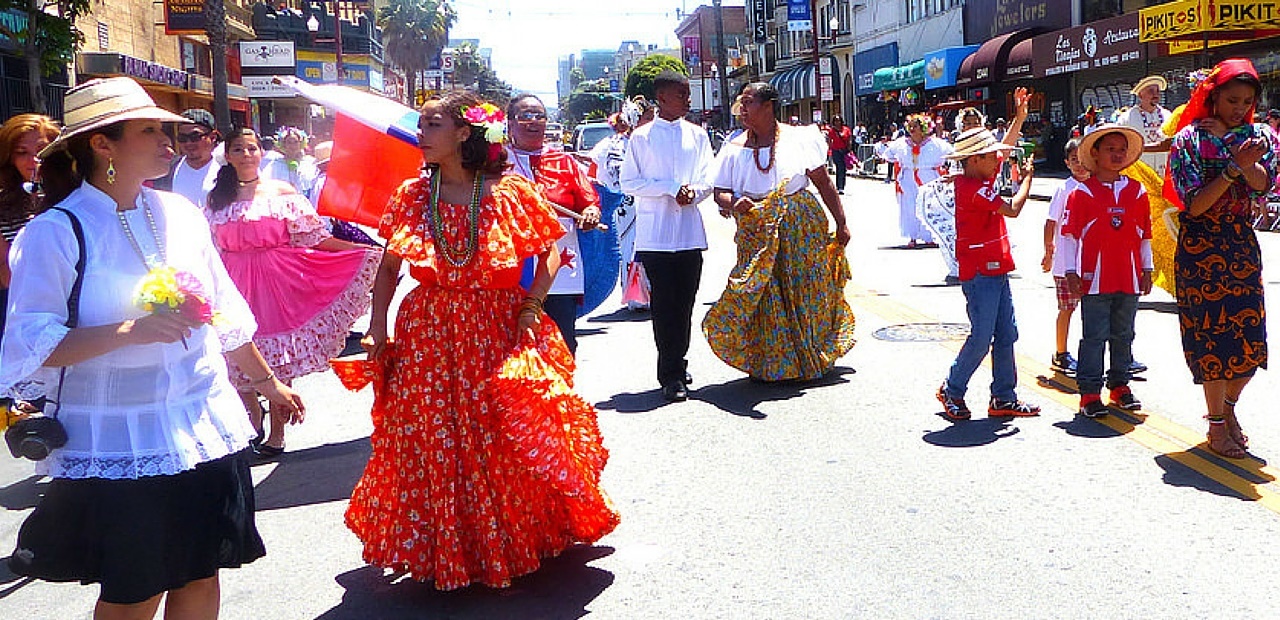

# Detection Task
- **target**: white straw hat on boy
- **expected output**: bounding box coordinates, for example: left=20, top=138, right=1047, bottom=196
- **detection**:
left=945, top=127, right=1016, bottom=160
left=39, top=77, right=191, bottom=159
left=1077, top=123, right=1143, bottom=172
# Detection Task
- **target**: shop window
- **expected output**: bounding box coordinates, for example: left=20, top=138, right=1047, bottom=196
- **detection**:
left=181, top=38, right=212, bottom=77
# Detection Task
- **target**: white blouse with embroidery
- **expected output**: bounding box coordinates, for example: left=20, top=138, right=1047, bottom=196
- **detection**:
left=713, top=124, right=828, bottom=198
left=0, top=184, right=259, bottom=480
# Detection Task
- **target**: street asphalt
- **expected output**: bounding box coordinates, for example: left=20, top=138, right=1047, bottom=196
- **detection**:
left=5, top=174, right=1280, bottom=619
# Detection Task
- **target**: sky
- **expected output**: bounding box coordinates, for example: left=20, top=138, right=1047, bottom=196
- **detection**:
left=450, top=0, right=742, bottom=103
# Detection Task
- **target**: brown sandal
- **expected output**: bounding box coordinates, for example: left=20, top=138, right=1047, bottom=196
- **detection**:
left=1223, top=398, right=1249, bottom=448
left=1206, top=419, right=1247, bottom=459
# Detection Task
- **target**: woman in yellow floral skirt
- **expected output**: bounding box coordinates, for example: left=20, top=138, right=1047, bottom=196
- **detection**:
left=703, top=82, right=856, bottom=381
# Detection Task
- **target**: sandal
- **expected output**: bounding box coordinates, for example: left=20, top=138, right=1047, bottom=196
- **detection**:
left=1206, top=419, right=1247, bottom=459
left=1223, top=398, right=1249, bottom=448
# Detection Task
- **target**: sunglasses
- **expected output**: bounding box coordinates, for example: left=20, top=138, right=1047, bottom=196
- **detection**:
left=514, top=111, right=548, bottom=123
left=175, top=131, right=210, bottom=143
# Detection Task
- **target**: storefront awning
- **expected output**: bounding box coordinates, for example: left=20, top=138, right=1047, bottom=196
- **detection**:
left=767, top=55, right=842, bottom=104
left=923, top=45, right=979, bottom=90
left=955, top=31, right=1034, bottom=88
left=1139, top=0, right=1280, bottom=42
left=872, top=60, right=923, bottom=91
left=1002, top=39, right=1033, bottom=81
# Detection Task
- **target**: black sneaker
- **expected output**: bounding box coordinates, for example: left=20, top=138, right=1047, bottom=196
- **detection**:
left=936, top=382, right=971, bottom=421
left=1080, top=400, right=1110, bottom=418
left=1109, top=386, right=1142, bottom=411
left=1051, top=352, right=1078, bottom=377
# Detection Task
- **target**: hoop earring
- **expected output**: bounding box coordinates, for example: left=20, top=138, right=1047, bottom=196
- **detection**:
left=106, top=158, right=116, bottom=185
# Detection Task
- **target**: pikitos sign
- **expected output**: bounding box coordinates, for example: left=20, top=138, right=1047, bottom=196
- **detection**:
left=1140, top=0, right=1280, bottom=42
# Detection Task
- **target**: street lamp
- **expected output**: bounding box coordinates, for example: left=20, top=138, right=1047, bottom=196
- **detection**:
left=850, top=2, right=866, bottom=125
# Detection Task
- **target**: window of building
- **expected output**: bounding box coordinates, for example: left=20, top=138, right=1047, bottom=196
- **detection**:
left=180, top=38, right=212, bottom=77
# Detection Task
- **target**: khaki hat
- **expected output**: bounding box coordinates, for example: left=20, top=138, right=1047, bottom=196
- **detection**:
left=1077, top=124, right=1144, bottom=172
left=945, top=127, right=1016, bottom=160
left=1130, top=75, right=1167, bottom=95
left=39, top=77, right=191, bottom=159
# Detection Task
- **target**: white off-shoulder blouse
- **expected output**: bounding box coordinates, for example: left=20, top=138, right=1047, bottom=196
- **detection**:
left=0, top=183, right=259, bottom=480
left=713, top=124, right=829, bottom=199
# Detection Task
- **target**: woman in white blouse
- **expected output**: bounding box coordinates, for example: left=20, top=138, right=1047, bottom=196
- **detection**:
left=702, top=82, right=857, bottom=382
left=1, top=77, right=303, bottom=618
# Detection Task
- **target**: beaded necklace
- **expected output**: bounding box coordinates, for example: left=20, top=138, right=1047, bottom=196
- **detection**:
left=749, top=123, right=780, bottom=173
left=116, top=192, right=166, bottom=268
left=426, top=168, right=484, bottom=267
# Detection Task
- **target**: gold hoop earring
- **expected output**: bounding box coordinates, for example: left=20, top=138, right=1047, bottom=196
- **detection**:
left=106, top=158, right=116, bottom=185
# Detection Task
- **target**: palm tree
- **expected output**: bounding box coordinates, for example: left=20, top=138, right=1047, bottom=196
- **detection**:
left=205, top=0, right=230, bottom=133
left=378, top=0, right=455, bottom=105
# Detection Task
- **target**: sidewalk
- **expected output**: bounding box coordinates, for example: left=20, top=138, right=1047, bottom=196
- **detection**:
left=852, top=162, right=1067, bottom=201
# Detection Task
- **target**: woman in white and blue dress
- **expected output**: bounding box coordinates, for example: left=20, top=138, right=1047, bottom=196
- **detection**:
left=1, top=77, right=303, bottom=619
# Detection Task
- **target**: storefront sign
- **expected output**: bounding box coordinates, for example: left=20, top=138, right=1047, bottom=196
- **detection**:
left=751, top=0, right=768, bottom=42
left=0, top=9, right=26, bottom=53
left=243, top=76, right=295, bottom=98
left=787, top=0, right=811, bottom=32
left=1164, top=38, right=1237, bottom=55
left=819, top=75, right=833, bottom=101
left=1032, top=13, right=1142, bottom=78
left=854, top=43, right=898, bottom=97
left=1140, top=0, right=1280, bottom=42
left=239, top=41, right=295, bottom=69
left=923, top=45, right=979, bottom=90
left=873, top=60, right=924, bottom=91
left=163, top=0, right=204, bottom=35
left=963, top=0, right=1071, bottom=43
left=122, top=55, right=189, bottom=89
left=296, top=51, right=377, bottom=89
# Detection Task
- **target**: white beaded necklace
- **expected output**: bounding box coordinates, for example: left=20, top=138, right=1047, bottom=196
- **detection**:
left=115, top=192, right=166, bottom=269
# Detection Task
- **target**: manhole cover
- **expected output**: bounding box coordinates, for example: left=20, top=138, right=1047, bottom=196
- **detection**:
left=872, top=322, right=970, bottom=342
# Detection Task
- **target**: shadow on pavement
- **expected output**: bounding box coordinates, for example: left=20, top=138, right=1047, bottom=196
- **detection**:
left=691, top=367, right=857, bottom=419
left=254, top=437, right=370, bottom=511
left=595, top=389, right=669, bottom=414
left=0, top=474, right=46, bottom=511
left=314, top=544, right=614, bottom=620
left=1053, top=415, right=1126, bottom=439
left=1155, top=447, right=1275, bottom=501
left=922, top=417, right=1020, bottom=447
left=0, top=557, right=35, bottom=600
left=587, top=308, right=651, bottom=323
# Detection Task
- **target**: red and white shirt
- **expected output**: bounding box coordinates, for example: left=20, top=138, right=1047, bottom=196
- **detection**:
left=1060, top=176, right=1153, bottom=295
left=954, top=175, right=1015, bottom=281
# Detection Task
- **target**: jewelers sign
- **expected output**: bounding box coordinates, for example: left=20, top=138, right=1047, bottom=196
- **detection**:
left=163, top=0, right=204, bottom=35
left=1033, top=13, right=1142, bottom=78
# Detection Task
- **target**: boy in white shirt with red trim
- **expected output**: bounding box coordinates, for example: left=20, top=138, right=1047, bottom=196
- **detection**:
left=1061, top=125, right=1154, bottom=418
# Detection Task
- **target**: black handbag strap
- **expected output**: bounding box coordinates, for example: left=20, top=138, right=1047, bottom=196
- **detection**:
left=45, top=207, right=86, bottom=420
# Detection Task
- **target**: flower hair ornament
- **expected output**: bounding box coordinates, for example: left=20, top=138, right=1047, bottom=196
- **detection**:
left=905, top=113, right=934, bottom=135
left=462, top=102, right=506, bottom=162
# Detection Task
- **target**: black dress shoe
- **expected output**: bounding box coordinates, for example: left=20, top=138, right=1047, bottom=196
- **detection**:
left=661, top=382, right=688, bottom=402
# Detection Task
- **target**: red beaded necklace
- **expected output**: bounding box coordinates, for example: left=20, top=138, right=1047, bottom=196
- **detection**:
left=748, top=123, right=780, bottom=173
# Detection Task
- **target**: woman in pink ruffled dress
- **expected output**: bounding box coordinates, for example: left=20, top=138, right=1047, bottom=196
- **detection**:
left=205, top=128, right=380, bottom=456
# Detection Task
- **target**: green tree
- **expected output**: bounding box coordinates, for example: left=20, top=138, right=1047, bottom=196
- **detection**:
left=624, top=54, right=687, bottom=102
left=379, top=0, right=455, bottom=105
left=568, top=66, right=584, bottom=90
left=451, top=41, right=512, bottom=107
left=562, top=79, right=612, bottom=126
left=0, top=0, right=92, bottom=114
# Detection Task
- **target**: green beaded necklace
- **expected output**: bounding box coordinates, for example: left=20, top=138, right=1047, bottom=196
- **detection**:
left=426, top=167, right=484, bottom=267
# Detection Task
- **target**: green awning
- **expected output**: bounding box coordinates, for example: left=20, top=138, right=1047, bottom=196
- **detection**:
left=872, top=59, right=924, bottom=91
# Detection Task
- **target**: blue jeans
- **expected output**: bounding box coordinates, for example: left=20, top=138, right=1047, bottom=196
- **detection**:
left=1076, top=293, right=1138, bottom=395
left=946, top=274, right=1018, bottom=401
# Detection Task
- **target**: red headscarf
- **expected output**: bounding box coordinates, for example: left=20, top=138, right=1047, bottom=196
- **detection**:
left=1172, top=58, right=1260, bottom=134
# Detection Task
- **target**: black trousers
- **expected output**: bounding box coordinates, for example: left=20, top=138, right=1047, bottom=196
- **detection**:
left=832, top=149, right=848, bottom=191
left=545, top=294, right=580, bottom=355
left=637, top=250, right=703, bottom=387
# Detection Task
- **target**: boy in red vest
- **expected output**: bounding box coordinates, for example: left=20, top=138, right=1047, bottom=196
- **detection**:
left=935, top=128, right=1040, bottom=421
left=1061, top=125, right=1153, bottom=418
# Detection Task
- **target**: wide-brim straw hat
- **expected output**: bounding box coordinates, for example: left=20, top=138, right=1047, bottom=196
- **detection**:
left=1078, top=124, right=1144, bottom=172
left=1130, top=75, right=1168, bottom=95
left=38, top=77, right=191, bottom=159
left=945, top=128, right=1016, bottom=160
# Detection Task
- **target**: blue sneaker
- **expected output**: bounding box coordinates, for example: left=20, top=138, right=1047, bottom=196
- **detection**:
left=1051, top=352, right=1078, bottom=377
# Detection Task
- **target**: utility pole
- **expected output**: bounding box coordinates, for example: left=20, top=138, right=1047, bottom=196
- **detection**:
left=713, top=0, right=731, bottom=129
left=809, top=0, right=821, bottom=123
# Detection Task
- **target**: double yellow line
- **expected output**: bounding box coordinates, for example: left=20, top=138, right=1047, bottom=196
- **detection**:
left=848, top=282, right=1280, bottom=512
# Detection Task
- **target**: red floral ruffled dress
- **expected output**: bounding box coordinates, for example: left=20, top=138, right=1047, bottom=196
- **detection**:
left=335, top=174, right=619, bottom=590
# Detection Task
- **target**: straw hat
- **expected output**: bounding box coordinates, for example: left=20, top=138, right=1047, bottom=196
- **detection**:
left=39, top=77, right=191, bottom=159
left=1130, top=75, right=1167, bottom=95
left=945, top=128, right=1016, bottom=160
left=1077, top=124, right=1143, bottom=172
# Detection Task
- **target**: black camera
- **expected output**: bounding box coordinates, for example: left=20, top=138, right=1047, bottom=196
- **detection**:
left=4, top=398, right=67, bottom=461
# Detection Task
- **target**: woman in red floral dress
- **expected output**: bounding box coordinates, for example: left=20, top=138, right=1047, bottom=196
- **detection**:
left=337, top=91, right=618, bottom=590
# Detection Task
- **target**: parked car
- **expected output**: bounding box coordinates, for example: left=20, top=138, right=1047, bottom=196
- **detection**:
left=544, top=122, right=565, bottom=145
left=568, top=122, right=614, bottom=153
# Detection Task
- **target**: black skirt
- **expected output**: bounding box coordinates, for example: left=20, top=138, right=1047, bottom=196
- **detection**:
left=7, top=449, right=265, bottom=605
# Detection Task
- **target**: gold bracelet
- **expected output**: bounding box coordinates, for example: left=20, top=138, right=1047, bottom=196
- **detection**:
left=250, top=371, right=276, bottom=386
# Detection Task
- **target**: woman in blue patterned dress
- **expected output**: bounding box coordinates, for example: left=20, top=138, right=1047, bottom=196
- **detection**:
left=1167, top=59, right=1278, bottom=459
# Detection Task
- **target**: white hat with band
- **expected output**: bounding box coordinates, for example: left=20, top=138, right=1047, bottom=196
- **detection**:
left=945, top=127, right=1016, bottom=160
left=39, top=77, right=191, bottom=159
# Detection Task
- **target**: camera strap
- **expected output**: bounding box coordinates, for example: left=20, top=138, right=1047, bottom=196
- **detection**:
left=45, top=207, right=86, bottom=422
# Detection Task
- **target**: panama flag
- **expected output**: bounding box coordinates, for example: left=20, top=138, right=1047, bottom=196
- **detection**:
left=277, top=76, right=422, bottom=227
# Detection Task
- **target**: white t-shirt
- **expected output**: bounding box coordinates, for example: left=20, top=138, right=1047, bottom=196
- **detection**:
left=1046, top=176, right=1083, bottom=277
left=171, top=156, right=219, bottom=209
left=712, top=124, right=827, bottom=198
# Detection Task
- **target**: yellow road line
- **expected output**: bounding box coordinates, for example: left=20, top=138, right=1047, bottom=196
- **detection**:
left=848, top=282, right=1280, bottom=512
